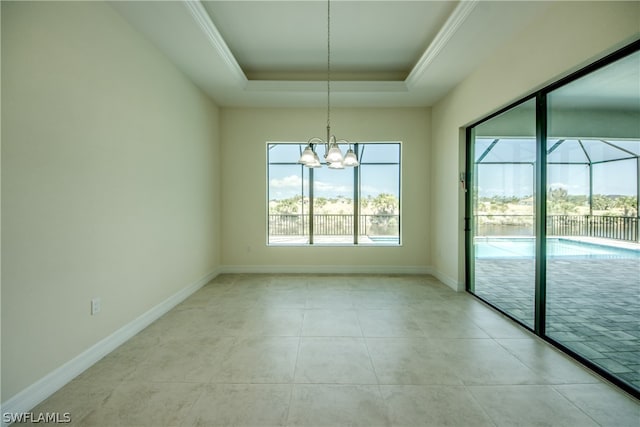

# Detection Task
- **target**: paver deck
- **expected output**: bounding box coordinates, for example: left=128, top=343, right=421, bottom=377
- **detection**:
left=474, top=256, right=640, bottom=390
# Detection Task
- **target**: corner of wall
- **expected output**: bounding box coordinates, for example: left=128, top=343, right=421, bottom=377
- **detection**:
left=0, top=268, right=220, bottom=426
left=432, top=268, right=464, bottom=292
left=429, top=1, right=640, bottom=293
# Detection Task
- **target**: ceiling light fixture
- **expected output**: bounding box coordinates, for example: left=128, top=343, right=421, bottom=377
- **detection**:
left=298, top=0, right=358, bottom=169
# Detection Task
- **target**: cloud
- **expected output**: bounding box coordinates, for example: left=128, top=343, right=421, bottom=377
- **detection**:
left=269, top=175, right=393, bottom=199
left=270, top=175, right=302, bottom=190
left=314, top=181, right=351, bottom=196
left=269, top=175, right=304, bottom=199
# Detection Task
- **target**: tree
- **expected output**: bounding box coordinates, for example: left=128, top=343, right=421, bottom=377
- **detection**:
left=614, top=196, right=637, bottom=217
left=315, top=197, right=328, bottom=211
left=592, top=195, right=637, bottom=216
left=273, top=197, right=299, bottom=214
left=371, top=193, right=399, bottom=215
left=547, top=187, right=578, bottom=215
left=370, top=193, right=399, bottom=235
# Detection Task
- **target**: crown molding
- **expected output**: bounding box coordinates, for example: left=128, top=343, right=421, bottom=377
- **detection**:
left=245, top=80, right=408, bottom=93
left=405, top=0, right=479, bottom=88
left=183, top=0, right=247, bottom=86
left=183, top=0, right=475, bottom=103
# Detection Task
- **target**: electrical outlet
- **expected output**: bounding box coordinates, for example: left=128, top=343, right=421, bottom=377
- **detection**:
left=91, top=298, right=101, bottom=315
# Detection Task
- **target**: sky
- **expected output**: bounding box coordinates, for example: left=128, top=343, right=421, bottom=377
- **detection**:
left=268, top=140, right=638, bottom=201
left=475, top=139, right=638, bottom=198
left=268, top=143, right=400, bottom=200
left=476, top=160, right=637, bottom=198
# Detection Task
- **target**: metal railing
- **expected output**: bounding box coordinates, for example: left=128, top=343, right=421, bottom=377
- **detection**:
left=473, top=214, right=639, bottom=242
left=268, top=214, right=399, bottom=236
left=547, top=215, right=638, bottom=242
left=271, top=213, right=638, bottom=242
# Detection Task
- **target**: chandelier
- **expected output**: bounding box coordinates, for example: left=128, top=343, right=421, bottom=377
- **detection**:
left=297, top=0, right=359, bottom=169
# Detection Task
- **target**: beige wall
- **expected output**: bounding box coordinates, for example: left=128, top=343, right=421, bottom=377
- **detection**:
left=1, top=2, right=221, bottom=400
left=430, top=1, right=640, bottom=288
left=220, top=107, right=430, bottom=271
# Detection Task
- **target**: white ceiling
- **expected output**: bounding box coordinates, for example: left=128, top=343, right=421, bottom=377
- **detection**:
left=202, top=1, right=457, bottom=80
left=110, top=0, right=552, bottom=108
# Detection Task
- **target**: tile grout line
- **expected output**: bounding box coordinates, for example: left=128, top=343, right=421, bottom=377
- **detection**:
left=283, top=279, right=307, bottom=426
left=180, top=382, right=209, bottom=426
left=355, top=303, right=391, bottom=423
left=463, top=384, right=500, bottom=427
left=548, top=385, right=606, bottom=427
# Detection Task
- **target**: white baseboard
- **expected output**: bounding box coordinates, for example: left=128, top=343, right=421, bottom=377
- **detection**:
left=221, top=264, right=433, bottom=276
left=431, top=269, right=464, bottom=292
left=221, top=264, right=464, bottom=292
left=0, top=268, right=220, bottom=426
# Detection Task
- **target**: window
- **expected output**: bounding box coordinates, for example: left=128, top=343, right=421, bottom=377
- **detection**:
left=267, top=142, right=401, bottom=246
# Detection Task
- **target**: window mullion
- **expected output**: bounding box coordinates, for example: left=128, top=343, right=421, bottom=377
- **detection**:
left=353, top=143, right=360, bottom=245
left=309, top=167, right=315, bottom=245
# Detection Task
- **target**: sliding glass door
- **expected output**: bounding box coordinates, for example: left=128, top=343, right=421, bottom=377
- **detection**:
left=545, top=50, right=640, bottom=391
left=469, top=98, right=536, bottom=328
left=466, top=42, right=640, bottom=396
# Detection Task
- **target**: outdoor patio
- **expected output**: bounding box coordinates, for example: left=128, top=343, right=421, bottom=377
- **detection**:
left=474, top=255, right=640, bottom=390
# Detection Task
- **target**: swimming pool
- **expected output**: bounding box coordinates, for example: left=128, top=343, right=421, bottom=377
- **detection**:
left=475, top=238, right=640, bottom=259
left=368, top=236, right=400, bottom=244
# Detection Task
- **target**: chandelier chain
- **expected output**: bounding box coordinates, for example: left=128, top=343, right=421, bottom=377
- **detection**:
left=327, top=0, right=331, bottom=133
left=299, top=0, right=358, bottom=168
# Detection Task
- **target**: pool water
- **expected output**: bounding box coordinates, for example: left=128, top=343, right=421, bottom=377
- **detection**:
left=368, top=236, right=400, bottom=244
left=475, top=238, right=640, bottom=259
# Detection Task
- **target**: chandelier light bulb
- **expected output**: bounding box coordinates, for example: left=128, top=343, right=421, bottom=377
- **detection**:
left=308, top=151, right=322, bottom=168
left=326, top=144, right=344, bottom=163
left=298, top=145, right=316, bottom=165
left=343, top=148, right=359, bottom=167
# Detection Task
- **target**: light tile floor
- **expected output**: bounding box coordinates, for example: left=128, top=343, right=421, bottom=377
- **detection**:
left=30, top=274, right=639, bottom=426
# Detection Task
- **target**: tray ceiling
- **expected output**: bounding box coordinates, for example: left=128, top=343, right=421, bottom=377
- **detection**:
left=110, top=1, right=551, bottom=107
